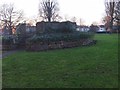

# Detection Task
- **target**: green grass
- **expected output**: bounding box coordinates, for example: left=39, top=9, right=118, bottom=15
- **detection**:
left=2, top=34, right=118, bottom=88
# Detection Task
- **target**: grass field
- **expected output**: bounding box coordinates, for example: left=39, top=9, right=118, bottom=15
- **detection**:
left=2, top=34, right=118, bottom=88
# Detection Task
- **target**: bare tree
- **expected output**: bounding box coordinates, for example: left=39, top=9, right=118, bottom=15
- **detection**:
left=114, top=1, right=120, bottom=25
left=105, top=0, right=116, bottom=30
left=39, top=0, right=59, bottom=22
left=0, top=3, right=24, bottom=35
left=104, top=0, right=120, bottom=31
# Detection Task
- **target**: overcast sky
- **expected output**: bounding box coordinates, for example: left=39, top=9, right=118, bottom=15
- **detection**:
left=0, top=0, right=105, bottom=25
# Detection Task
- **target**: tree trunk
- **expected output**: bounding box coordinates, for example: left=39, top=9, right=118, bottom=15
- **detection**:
left=110, top=18, right=114, bottom=33
left=9, top=16, right=13, bottom=35
left=9, top=26, right=12, bottom=35
left=48, top=16, right=51, bottom=22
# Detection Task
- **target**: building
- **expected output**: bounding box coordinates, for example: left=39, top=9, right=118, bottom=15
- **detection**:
left=77, top=25, right=90, bottom=32
left=16, top=23, right=36, bottom=36
left=36, top=21, right=77, bottom=34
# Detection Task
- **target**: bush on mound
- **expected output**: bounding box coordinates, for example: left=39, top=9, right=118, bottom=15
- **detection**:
left=2, top=35, right=18, bottom=50
left=26, top=32, right=95, bottom=51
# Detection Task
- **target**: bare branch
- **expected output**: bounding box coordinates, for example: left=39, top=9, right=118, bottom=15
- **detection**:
left=114, top=1, right=120, bottom=24
left=0, top=3, right=24, bottom=34
left=38, top=0, right=59, bottom=22
left=104, top=0, right=118, bottom=30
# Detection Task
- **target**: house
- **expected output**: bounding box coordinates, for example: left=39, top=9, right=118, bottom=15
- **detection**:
left=77, top=25, right=89, bottom=32
left=26, top=24, right=36, bottom=36
left=16, top=23, right=36, bottom=36
left=16, top=23, right=26, bottom=35
left=89, top=24, right=99, bottom=32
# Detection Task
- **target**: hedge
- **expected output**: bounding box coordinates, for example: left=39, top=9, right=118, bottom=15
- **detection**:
left=26, top=32, right=94, bottom=44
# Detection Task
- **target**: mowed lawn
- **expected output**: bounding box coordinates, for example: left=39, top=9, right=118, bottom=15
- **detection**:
left=2, top=34, right=118, bottom=88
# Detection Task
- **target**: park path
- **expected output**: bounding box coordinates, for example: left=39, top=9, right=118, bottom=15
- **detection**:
left=1, top=50, right=18, bottom=59
left=0, top=44, right=24, bottom=59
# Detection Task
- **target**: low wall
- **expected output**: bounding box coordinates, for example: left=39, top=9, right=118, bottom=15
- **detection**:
left=26, top=39, right=96, bottom=51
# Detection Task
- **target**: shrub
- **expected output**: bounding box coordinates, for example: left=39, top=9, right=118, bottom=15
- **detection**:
left=2, top=35, right=18, bottom=50
left=2, top=35, right=19, bottom=45
left=2, top=36, right=13, bottom=45
left=26, top=32, right=94, bottom=44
